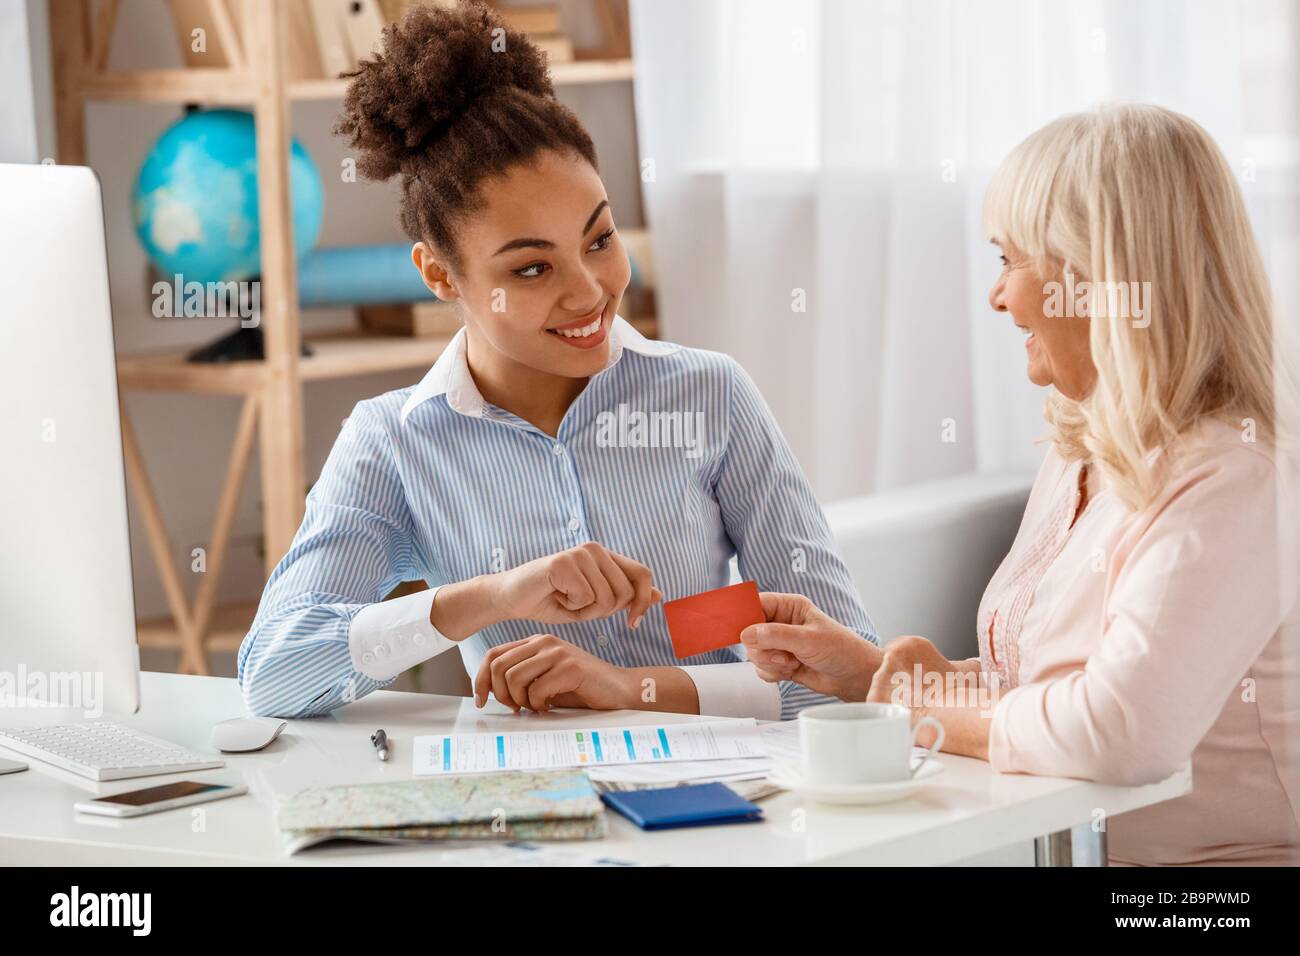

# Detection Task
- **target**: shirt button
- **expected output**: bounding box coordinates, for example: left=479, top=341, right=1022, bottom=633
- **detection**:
left=413, top=633, right=426, bottom=646
left=362, top=653, right=374, bottom=665
left=374, top=644, right=388, bottom=658
left=597, top=635, right=610, bottom=648
left=552, top=443, right=564, bottom=457
left=567, top=517, right=581, bottom=533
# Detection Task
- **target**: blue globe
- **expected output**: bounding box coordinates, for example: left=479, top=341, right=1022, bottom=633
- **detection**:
left=132, top=109, right=324, bottom=284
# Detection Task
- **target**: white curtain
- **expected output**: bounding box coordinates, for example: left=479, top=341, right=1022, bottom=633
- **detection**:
left=630, top=0, right=1295, bottom=501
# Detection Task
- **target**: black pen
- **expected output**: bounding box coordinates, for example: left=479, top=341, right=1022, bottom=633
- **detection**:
left=370, top=729, right=389, bottom=762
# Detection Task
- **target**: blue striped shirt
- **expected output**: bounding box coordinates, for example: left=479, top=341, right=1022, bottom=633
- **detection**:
left=237, top=318, right=876, bottom=719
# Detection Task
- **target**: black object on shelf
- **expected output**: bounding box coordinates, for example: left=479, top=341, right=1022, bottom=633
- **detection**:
left=186, top=326, right=313, bottom=364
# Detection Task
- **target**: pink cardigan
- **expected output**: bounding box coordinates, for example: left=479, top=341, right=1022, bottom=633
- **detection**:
left=978, top=419, right=1300, bottom=865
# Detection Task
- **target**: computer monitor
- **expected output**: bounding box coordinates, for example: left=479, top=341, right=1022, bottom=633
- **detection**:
left=0, top=163, right=140, bottom=717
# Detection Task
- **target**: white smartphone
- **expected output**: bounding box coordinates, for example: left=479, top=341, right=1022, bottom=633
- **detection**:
left=74, top=780, right=248, bottom=818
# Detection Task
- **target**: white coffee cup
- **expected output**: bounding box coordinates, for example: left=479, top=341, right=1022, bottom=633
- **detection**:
left=798, top=702, right=945, bottom=786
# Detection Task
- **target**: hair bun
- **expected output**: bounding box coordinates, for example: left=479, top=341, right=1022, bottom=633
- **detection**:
left=335, top=1, right=555, bottom=180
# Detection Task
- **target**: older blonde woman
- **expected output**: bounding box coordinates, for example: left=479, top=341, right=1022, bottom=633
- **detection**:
left=741, top=104, right=1299, bottom=866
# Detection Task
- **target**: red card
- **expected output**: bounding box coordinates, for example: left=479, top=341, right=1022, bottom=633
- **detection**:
left=663, top=581, right=765, bottom=660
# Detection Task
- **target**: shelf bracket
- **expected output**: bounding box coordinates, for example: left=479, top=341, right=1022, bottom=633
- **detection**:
left=119, top=394, right=260, bottom=675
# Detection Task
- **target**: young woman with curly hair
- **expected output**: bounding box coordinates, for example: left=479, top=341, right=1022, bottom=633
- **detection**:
left=239, top=1, right=876, bottom=722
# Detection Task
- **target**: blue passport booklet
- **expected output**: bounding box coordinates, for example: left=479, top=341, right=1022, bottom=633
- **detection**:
left=600, top=782, right=764, bottom=830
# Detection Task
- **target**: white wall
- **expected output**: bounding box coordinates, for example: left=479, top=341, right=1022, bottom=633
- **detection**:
left=1, top=1, right=51, bottom=163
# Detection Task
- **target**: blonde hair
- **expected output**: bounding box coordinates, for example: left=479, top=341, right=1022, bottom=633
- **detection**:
left=983, top=103, right=1291, bottom=510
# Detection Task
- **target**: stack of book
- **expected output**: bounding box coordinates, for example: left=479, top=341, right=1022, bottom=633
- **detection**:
left=165, top=2, right=580, bottom=78
left=499, top=4, right=574, bottom=63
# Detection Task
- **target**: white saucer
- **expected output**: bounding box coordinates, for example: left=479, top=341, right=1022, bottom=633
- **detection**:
left=767, top=759, right=945, bottom=805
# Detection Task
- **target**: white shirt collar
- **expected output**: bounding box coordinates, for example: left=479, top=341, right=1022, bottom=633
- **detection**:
left=399, top=314, right=679, bottom=425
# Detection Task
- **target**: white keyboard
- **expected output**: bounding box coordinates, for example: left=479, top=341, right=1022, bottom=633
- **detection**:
left=0, top=722, right=224, bottom=782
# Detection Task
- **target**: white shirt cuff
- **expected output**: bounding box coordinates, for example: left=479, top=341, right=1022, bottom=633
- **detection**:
left=347, top=586, right=459, bottom=681
left=680, top=662, right=782, bottom=720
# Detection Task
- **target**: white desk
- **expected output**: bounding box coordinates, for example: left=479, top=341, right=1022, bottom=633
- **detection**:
left=0, top=672, right=1190, bottom=866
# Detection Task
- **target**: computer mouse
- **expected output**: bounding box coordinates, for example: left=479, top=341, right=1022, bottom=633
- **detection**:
left=211, top=716, right=287, bottom=753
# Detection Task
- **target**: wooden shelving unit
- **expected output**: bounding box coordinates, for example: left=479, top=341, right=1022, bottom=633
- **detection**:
left=115, top=317, right=658, bottom=394
left=48, top=0, right=650, bottom=674
left=80, top=56, right=637, bottom=104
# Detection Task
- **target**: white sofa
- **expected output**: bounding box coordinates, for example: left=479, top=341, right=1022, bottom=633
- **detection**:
left=823, top=472, right=1035, bottom=659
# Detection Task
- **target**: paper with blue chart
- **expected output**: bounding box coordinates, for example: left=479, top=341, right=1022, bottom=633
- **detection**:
left=412, top=718, right=767, bottom=776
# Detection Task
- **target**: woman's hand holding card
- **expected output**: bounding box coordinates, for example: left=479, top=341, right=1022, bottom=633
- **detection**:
left=490, top=541, right=663, bottom=629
